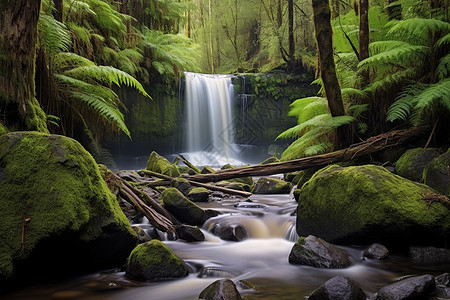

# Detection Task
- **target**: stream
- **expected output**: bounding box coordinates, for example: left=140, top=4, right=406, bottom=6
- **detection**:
left=4, top=191, right=450, bottom=299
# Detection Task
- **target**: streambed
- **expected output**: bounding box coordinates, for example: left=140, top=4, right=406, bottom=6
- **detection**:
left=5, top=193, right=449, bottom=299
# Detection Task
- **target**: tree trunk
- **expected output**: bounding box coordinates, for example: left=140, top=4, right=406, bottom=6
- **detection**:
left=358, top=0, right=369, bottom=61
left=53, top=0, right=63, bottom=22
left=0, top=0, right=47, bottom=132
left=188, top=127, right=427, bottom=183
left=311, top=0, right=347, bottom=148
left=288, top=0, right=295, bottom=69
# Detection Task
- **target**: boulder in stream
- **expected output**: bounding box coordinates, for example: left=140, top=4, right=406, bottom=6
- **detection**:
left=188, top=187, right=210, bottom=202
left=363, top=243, right=390, bottom=260
left=170, top=177, right=192, bottom=196
left=176, top=225, right=205, bottom=242
left=198, top=279, right=242, bottom=300
left=126, top=240, right=188, bottom=281
left=162, top=188, right=212, bottom=226
left=289, top=235, right=352, bottom=268
left=0, top=132, right=137, bottom=283
left=296, top=164, right=450, bottom=249
left=308, top=275, right=366, bottom=300
left=252, top=177, right=293, bottom=194
left=375, top=274, right=436, bottom=300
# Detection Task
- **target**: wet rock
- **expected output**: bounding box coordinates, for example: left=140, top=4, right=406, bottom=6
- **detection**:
left=296, top=164, right=450, bottom=249
left=201, top=166, right=215, bottom=174
left=0, top=132, right=136, bottom=283
left=289, top=235, right=352, bottom=268
left=395, top=147, right=441, bottom=182
left=436, top=273, right=450, bottom=287
left=308, top=275, right=366, bottom=300
left=176, top=225, right=205, bottom=242
left=177, top=165, right=197, bottom=175
left=293, top=188, right=301, bottom=201
left=423, top=149, right=450, bottom=196
left=409, top=246, right=450, bottom=262
left=198, top=279, right=242, bottom=300
left=117, top=170, right=146, bottom=182
left=216, top=181, right=252, bottom=192
left=212, top=224, right=248, bottom=241
left=433, top=285, right=450, bottom=298
left=162, top=188, right=211, bottom=226
left=252, top=177, right=293, bottom=194
left=375, top=274, right=436, bottom=300
left=126, top=240, right=188, bottom=281
left=146, top=151, right=180, bottom=177
left=363, top=243, right=390, bottom=260
left=170, top=177, right=192, bottom=196
left=188, top=187, right=210, bottom=202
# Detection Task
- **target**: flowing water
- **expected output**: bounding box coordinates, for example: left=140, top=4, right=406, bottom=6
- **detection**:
left=5, top=191, right=449, bottom=300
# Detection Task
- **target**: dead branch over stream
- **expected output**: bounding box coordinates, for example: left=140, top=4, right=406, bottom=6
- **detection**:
left=188, top=127, right=428, bottom=183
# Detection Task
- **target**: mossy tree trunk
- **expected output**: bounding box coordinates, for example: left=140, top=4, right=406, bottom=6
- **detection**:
left=288, top=0, right=296, bottom=70
left=311, top=0, right=348, bottom=148
left=0, top=0, right=48, bottom=132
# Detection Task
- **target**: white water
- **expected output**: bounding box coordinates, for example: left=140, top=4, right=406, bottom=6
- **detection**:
left=184, top=72, right=237, bottom=166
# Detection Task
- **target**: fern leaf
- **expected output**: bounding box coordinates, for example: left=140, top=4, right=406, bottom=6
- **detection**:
left=414, top=79, right=450, bottom=111
left=436, top=53, right=450, bottom=81
left=388, top=18, right=450, bottom=46
left=359, top=44, right=429, bottom=70
left=38, top=13, right=72, bottom=55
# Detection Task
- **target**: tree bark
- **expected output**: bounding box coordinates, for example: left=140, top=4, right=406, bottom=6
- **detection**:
left=53, top=0, right=63, bottom=22
left=312, top=0, right=347, bottom=148
left=288, top=0, right=295, bottom=70
left=0, top=0, right=47, bottom=132
left=188, top=127, right=427, bottom=183
left=358, top=0, right=369, bottom=61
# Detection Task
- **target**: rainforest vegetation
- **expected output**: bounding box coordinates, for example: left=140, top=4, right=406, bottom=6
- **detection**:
left=0, top=0, right=449, bottom=162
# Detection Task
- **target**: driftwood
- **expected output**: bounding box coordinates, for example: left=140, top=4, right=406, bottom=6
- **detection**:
left=107, top=172, right=179, bottom=237
left=188, top=127, right=428, bottom=183
left=177, top=153, right=201, bottom=173
left=139, top=169, right=253, bottom=198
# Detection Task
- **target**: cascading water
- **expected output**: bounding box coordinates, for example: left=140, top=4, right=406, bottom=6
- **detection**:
left=184, top=72, right=237, bottom=166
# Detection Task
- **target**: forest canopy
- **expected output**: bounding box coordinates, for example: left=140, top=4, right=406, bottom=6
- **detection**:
left=0, top=0, right=449, bottom=162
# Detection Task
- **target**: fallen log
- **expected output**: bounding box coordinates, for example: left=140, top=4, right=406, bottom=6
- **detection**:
left=188, top=127, right=428, bottom=183
left=139, top=169, right=253, bottom=198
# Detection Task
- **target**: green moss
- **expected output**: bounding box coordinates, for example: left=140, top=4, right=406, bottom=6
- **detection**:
left=0, top=123, right=7, bottom=136
left=162, top=188, right=207, bottom=225
left=0, top=132, right=135, bottom=280
left=24, top=98, right=49, bottom=133
left=146, top=151, right=180, bottom=177
left=395, top=148, right=440, bottom=182
left=423, top=149, right=450, bottom=196
left=297, top=164, right=450, bottom=247
left=126, top=240, right=188, bottom=281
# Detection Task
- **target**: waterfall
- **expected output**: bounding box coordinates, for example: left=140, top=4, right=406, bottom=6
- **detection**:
left=184, top=72, right=236, bottom=166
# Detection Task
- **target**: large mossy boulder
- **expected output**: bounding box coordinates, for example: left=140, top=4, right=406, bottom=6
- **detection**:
left=296, top=164, right=450, bottom=248
left=146, top=151, right=180, bottom=177
left=395, top=147, right=440, bottom=182
left=126, top=240, right=188, bottom=281
left=162, top=188, right=210, bottom=226
left=423, top=149, right=450, bottom=196
left=0, top=132, right=137, bottom=283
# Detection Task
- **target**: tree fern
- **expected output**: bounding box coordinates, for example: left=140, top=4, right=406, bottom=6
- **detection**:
left=387, top=18, right=450, bottom=46
left=38, top=13, right=72, bottom=55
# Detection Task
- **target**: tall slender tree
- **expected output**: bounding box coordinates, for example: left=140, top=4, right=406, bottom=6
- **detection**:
left=0, top=0, right=48, bottom=132
left=312, top=0, right=348, bottom=148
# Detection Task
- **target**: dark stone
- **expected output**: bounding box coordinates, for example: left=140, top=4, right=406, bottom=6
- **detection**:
left=198, top=279, right=242, bottom=300
left=363, top=243, right=389, bottom=260
left=188, top=187, right=210, bottom=202
left=308, top=276, right=366, bottom=300
left=375, top=274, right=436, bottom=300
left=176, top=225, right=205, bottom=242
left=423, top=149, right=450, bottom=196
left=289, top=235, right=352, bottom=268
left=212, top=224, right=248, bottom=241
left=162, top=188, right=210, bottom=226
left=409, top=246, right=450, bottom=262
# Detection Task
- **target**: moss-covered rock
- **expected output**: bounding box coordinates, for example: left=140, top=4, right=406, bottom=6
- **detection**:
left=0, top=123, right=7, bottom=136
left=200, top=166, right=215, bottom=174
left=260, top=156, right=280, bottom=165
left=216, top=181, right=252, bottom=192
left=0, top=132, right=136, bottom=283
left=252, top=177, right=293, bottom=194
left=188, top=187, right=210, bottom=202
left=170, top=177, right=192, bottom=196
left=297, top=164, right=450, bottom=248
left=162, top=188, right=210, bottom=226
left=395, top=148, right=441, bottom=182
left=146, top=151, right=180, bottom=177
left=126, top=240, right=188, bottom=281
left=423, top=149, right=450, bottom=196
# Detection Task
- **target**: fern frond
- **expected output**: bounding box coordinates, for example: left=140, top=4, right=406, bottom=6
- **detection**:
left=63, top=65, right=151, bottom=98
left=38, top=13, right=72, bottom=55
left=364, top=68, right=417, bottom=94
left=436, top=53, right=450, bottom=81
left=388, top=18, right=450, bottom=46
left=368, top=40, right=410, bottom=56
left=359, top=44, right=429, bottom=70
left=414, top=79, right=450, bottom=111
left=54, top=52, right=95, bottom=71
left=304, top=142, right=334, bottom=156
